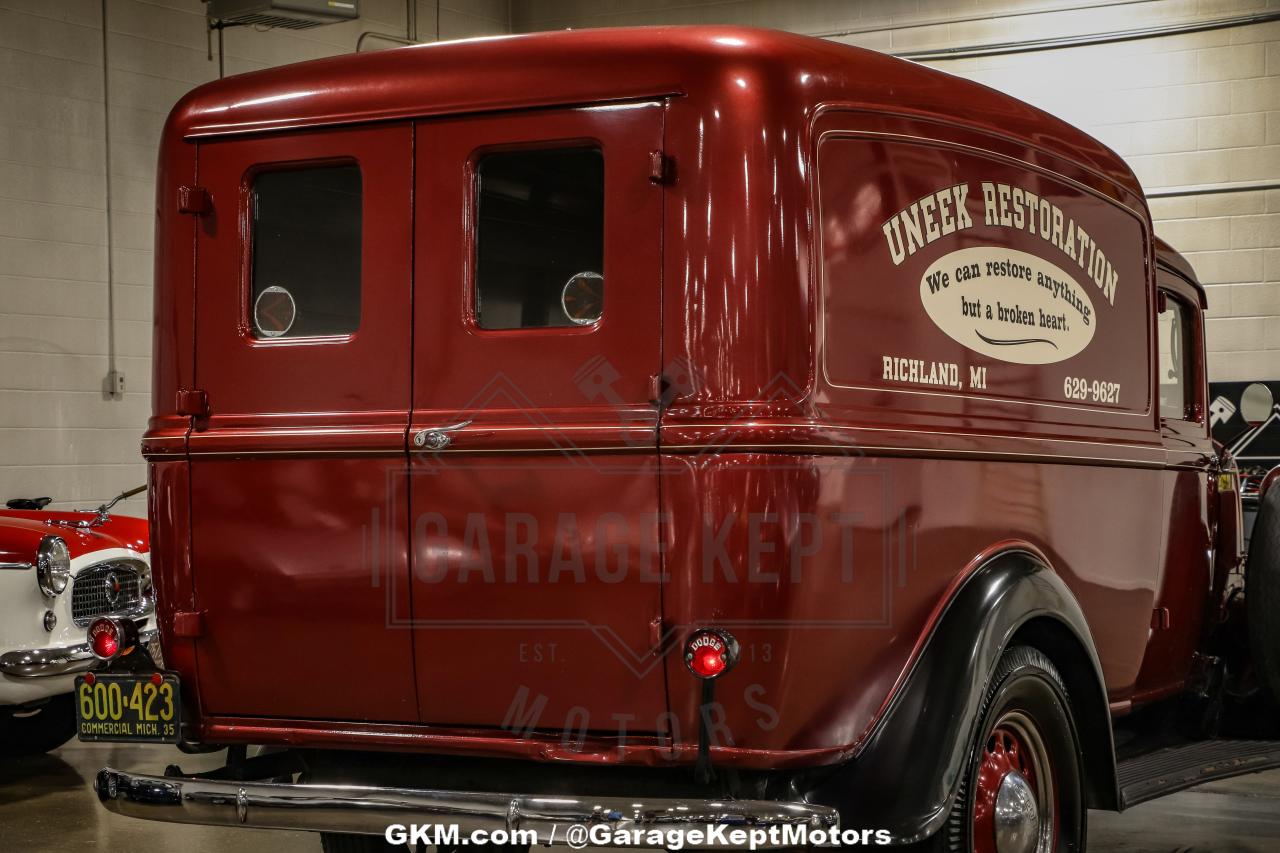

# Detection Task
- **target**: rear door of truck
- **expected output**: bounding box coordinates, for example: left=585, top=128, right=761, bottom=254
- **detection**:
left=408, top=102, right=668, bottom=733
left=188, top=125, right=419, bottom=722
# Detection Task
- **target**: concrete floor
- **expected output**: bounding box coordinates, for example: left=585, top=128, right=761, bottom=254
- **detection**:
left=3, top=741, right=1280, bottom=851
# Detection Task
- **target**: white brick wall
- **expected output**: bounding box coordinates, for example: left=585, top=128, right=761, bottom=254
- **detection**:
left=512, top=0, right=1280, bottom=382
left=0, top=0, right=509, bottom=512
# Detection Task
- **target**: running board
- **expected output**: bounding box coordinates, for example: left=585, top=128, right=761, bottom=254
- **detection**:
left=1118, top=739, right=1280, bottom=808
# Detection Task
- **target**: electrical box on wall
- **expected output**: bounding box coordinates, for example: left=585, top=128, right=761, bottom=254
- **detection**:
left=206, top=0, right=359, bottom=30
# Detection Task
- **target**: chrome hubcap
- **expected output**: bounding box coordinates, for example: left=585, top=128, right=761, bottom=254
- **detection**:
left=973, top=711, right=1056, bottom=853
left=993, top=770, right=1040, bottom=853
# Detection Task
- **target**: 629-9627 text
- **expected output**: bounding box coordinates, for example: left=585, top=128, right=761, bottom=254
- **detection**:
left=1063, top=376, right=1120, bottom=404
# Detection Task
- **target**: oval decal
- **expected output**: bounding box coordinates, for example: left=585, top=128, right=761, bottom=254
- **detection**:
left=919, top=246, right=1095, bottom=365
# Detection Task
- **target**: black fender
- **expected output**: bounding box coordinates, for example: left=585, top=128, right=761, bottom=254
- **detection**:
left=805, top=550, right=1118, bottom=844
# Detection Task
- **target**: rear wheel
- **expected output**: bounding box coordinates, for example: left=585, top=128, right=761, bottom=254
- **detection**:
left=946, top=646, right=1086, bottom=853
left=0, top=693, right=77, bottom=756
left=1247, top=484, right=1280, bottom=706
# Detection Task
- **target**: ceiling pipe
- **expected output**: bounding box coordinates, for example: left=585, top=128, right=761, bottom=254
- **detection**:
left=816, top=0, right=1161, bottom=41
left=356, top=30, right=415, bottom=51
left=1147, top=180, right=1280, bottom=200
left=894, top=9, right=1280, bottom=61
left=99, top=0, right=121, bottom=401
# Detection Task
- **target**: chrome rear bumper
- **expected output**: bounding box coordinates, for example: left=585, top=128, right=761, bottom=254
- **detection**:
left=95, top=768, right=839, bottom=848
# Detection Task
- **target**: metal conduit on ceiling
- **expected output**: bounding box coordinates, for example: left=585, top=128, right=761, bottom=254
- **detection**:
left=826, top=5, right=1279, bottom=202
left=886, top=8, right=1280, bottom=61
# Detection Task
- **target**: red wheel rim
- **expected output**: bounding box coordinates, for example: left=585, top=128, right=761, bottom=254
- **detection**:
left=972, top=712, right=1055, bottom=853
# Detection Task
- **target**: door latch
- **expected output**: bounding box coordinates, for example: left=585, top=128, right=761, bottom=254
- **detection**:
left=413, top=419, right=473, bottom=450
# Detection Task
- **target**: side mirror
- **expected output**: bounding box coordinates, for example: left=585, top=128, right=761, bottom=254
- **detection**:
left=1241, top=382, right=1275, bottom=427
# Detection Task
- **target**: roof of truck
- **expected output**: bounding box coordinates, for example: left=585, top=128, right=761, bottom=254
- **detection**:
left=166, top=26, right=1144, bottom=204
left=1155, top=237, right=1208, bottom=306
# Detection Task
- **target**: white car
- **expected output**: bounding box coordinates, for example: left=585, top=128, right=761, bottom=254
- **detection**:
left=0, top=488, right=154, bottom=755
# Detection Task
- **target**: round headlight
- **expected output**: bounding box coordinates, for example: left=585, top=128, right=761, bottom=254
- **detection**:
left=36, top=535, right=71, bottom=597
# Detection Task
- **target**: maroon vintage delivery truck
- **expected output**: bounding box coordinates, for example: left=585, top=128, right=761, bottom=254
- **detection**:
left=81, top=25, right=1280, bottom=853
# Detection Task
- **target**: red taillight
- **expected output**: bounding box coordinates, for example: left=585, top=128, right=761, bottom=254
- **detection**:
left=684, top=628, right=739, bottom=680
left=689, top=642, right=725, bottom=677
left=87, top=617, right=138, bottom=662
left=88, top=618, right=121, bottom=660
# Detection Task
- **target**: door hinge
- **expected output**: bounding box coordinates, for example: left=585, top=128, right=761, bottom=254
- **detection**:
left=649, top=374, right=674, bottom=408
left=175, top=388, right=210, bottom=418
left=178, top=185, right=212, bottom=216
left=173, top=610, right=206, bottom=639
left=649, top=616, right=667, bottom=657
left=1151, top=607, right=1172, bottom=630
left=648, top=150, right=674, bottom=184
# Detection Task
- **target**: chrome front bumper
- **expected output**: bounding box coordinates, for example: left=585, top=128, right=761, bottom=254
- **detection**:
left=0, top=629, right=157, bottom=678
left=95, top=768, right=839, bottom=848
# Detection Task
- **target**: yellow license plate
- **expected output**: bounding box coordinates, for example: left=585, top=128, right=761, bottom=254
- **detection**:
left=74, top=673, right=181, bottom=743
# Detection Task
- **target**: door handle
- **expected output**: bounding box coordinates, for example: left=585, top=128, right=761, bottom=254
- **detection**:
left=413, top=419, right=473, bottom=450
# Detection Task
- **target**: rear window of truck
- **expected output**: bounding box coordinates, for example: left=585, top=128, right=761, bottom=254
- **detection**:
left=250, top=164, right=362, bottom=339
left=473, top=147, right=605, bottom=330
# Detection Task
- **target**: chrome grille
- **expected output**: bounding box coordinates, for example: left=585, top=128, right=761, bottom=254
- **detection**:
left=70, top=561, right=150, bottom=627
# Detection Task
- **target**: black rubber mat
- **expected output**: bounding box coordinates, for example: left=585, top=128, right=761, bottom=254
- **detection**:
left=1119, top=739, right=1280, bottom=807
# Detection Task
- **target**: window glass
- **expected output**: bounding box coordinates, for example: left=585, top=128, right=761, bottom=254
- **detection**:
left=474, top=148, right=604, bottom=329
left=251, top=165, right=362, bottom=338
left=1157, top=294, right=1192, bottom=420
